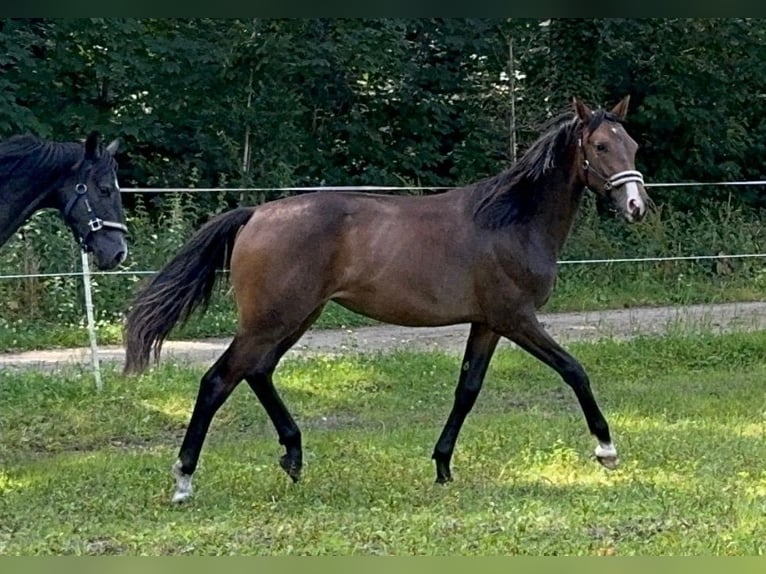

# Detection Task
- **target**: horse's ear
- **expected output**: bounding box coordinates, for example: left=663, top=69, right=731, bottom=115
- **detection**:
left=610, top=95, right=631, bottom=120
left=573, top=97, right=593, bottom=124
left=84, top=131, right=101, bottom=160
left=105, top=138, right=120, bottom=156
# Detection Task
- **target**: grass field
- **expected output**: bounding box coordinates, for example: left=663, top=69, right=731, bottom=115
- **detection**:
left=2, top=329, right=766, bottom=555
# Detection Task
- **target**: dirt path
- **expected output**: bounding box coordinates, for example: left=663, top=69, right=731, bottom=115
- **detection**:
left=4, top=301, right=766, bottom=372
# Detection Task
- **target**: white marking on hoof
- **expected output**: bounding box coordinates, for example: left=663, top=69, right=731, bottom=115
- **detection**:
left=595, top=442, right=617, bottom=458
left=171, top=460, right=193, bottom=503
left=594, top=442, right=619, bottom=469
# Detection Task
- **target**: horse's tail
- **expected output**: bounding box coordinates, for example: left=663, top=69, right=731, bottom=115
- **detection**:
left=123, top=207, right=255, bottom=375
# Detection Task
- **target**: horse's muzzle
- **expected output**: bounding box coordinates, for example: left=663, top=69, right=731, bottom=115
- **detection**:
left=87, top=229, right=128, bottom=270
left=613, top=180, right=648, bottom=223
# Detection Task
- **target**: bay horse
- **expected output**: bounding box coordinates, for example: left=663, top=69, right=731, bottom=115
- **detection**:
left=124, top=96, right=649, bottom=503
left=0, top=131, right=128, bottom=270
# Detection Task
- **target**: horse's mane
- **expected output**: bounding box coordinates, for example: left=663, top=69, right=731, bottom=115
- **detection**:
left=471, top=109, right=620, bottom=229
left=0, top=134, right=117, bottom=193
left=0, top=135, right=84, bottom=183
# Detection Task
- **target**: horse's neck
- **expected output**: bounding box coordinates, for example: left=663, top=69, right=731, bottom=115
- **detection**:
left=531, top=167, right=586, bottom=258
left=0, top=178, right=57, bottom=247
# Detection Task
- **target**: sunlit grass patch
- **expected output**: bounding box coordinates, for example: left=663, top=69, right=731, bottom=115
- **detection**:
left=2, top=329, right=766, bottom=554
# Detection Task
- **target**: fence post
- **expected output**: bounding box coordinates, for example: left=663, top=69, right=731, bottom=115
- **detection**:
left=80, top=249, right=102, bottom=391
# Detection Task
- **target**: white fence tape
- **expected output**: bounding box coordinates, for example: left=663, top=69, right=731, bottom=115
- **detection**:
left=118, top=180, right=766, bottom=194
left=2, top=252, right=766, bottom=282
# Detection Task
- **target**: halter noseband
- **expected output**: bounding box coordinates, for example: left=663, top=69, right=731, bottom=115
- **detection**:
left=62, top=182, right=128, bottom=247
left=577, top=137, right=644, bottom=192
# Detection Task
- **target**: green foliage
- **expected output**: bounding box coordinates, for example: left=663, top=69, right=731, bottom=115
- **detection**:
left=548, top=194, right=766, bottom=311
left=2, top=18, right=766, bottom=350
left=2, top=19, right=762, bottom=206
left=2, top=330, right=766, bottom=554
left=595, top=19, right=766, bottom=209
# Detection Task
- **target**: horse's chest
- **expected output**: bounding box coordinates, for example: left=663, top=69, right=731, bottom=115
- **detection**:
left=521, top=261, right=557, bottom=300
left=479, top=253, right=555, bottom=308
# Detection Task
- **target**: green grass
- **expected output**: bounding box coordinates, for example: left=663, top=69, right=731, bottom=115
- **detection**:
left=2, top=330, right=766, bottom=555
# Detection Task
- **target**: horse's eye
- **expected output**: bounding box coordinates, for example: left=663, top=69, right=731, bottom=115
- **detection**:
left=595, top=143, right=607, bottom=152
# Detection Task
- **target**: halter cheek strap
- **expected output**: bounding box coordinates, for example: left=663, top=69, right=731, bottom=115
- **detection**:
left=62, top=183, right=128, bottom=246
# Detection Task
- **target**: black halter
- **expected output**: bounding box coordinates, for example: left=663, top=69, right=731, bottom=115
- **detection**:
left=62, top=182, right=128, bottom=247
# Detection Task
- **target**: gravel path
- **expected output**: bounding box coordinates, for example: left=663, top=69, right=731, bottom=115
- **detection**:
left=3, top=301, right=766, bottom=372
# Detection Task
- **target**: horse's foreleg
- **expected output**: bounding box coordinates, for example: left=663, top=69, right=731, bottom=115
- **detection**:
left=432, top=323, right=500, bottom=483
left=504, top=312, right=618, bottom=469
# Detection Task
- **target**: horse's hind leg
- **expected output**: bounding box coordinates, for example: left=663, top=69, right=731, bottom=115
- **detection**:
left=171, top=341, right=250, bottom=503
left=246, top=372, right=302, bottom=482
left=244, top=307, right=325, bottom=484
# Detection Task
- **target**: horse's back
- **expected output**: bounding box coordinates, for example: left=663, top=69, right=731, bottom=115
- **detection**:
left=236, top=190, right=463, bottom=252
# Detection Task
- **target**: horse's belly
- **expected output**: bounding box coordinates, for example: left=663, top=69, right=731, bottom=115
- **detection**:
left=332, top=281, right=479, bottom=328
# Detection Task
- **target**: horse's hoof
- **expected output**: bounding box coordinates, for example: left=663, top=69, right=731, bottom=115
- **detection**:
left=434, top=460, right=453, bottom=484
left=171, top=489, right=192, bottom=504
left=594, top=443, right=619, bottom=470
left=279, top=454, right=302, bottom=483
left=596, top=455, right=619, bottom=470
left=171, top=460, right=193, bottom=503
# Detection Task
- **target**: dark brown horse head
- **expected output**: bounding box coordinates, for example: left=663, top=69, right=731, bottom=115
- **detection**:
left=574, top=95, right=649, bottom=223
left=58, top=132, right=128, bottom=270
